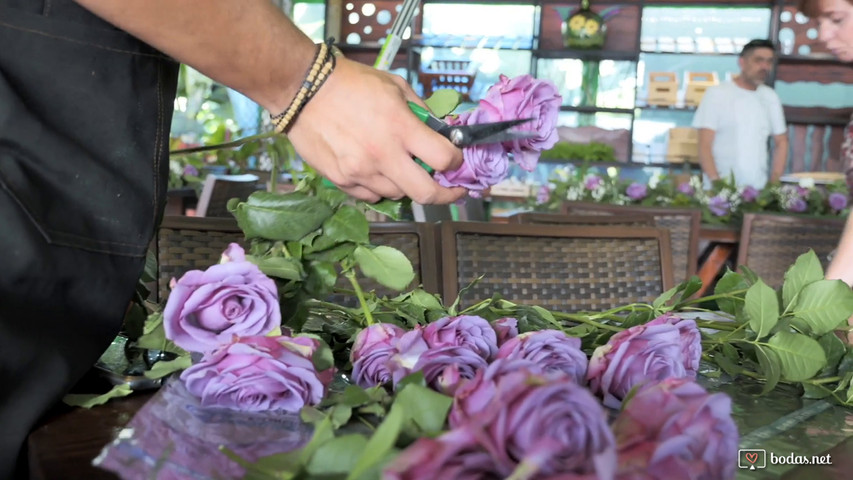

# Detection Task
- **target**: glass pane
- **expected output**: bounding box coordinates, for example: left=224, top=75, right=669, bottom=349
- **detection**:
left=638, top=53, right=739, bottom=107
left=293, top=1, right=326, bottom=42
left=640, top=7, right=772, bottom=54
left=422, top=3, right=535, bottom=41
left=537, top=59, right=637, bottom=109
left=414, top=48, right=532, bottom=102
left=633, top=108, right=697, bottom=165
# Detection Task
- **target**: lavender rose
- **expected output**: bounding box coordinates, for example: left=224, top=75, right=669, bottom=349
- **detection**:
left=587, top=315, right=700, bottom=408
left=492, top=317, right=519, bottom=346
left=164, top=244, right=280, bottom=353
left=180, top=335, right=332, bottom=412
left=350, top=323, right=406, bottom=388
left=612, top=378, right=739, bottom=480
left=707, top=195, right=730, bottom=217
left=434, top=140, right=508, bottom=197
left=457, top=369, right=616, bottom=478
left=829, top=192, right=848, bottom=211
left=626, top=182, right=647, bottom=200
left=741, top=185, right=759, bottom=203
left=383, top=428, right=504, bottom=480
left=537, top=185, right=551, bottom=204
left=388, top=328, right=430, bottom=385
left=411, top=345, right=489, bottom=395
left=449, top=358, right=543, bottom=428
left=647, top=314, right=701, bottom=375
left=477, top=74, right=562, bottom=171
left=423, top=315, right=499, bottom=360
left=496, top=330, right=588, bottom=384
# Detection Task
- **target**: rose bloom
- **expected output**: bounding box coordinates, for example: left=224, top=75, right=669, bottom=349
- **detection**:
left=164, top=244, right=280, bottom=353
left=433, top=139, right=508, bottom=197
left=180, top=335, right=333, bottom=412
left=423, top=315, right=499, bottom=360
left=612, top=378, right=738, bottom=480
left=454, top=369, right=616, bottom=478
left=626, top=182, right=647, bottom=200
left=350, top=323, right=406, bottom=388
left=477, top=74, right=562, bottom=171
left=707, top=195, right=730, bottom=217
left=387, top=328, right=430, bottom=385
left=537, top=185, right=551, bottom=205
left=449, top=358, right=544, bottom=428
left=587, top=315, right=700, bottom=408
left=741, top=185, right=759, bottom=203
left=829, top=192, right=848, bottom=211
left=383, top=428, right=504, bottom=480
left=496, top=329, right=588, bottom=384
left=411, top=345, right=489, bottom=395
left=492, top=317, right=519, bottom=346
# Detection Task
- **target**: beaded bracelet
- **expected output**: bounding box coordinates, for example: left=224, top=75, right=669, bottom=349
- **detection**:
left=271, top=38, right=338, bottom=134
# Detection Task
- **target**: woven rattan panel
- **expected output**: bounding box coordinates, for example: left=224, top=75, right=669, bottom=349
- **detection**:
left=454, top=233, right=664, bottom=312
left=742, top=217, right=842, bottom=288
left=202, top=181, right=258, bottom=218
left=157, top=228, right=247, bottom=301
left=651, top=215, right=692, bottom=284
left=327, top=231, right=423, bottom=308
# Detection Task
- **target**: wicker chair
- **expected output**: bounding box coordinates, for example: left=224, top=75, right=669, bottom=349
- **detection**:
left=329, top=222, right=440, bottom=307
left=195, top=174, right=261, bottom=218
left=155, top=216, right=247, bottom=302
left=560, top=201, right=701, bottom=285
left=506, top=212, right=656, bottom=227
left=439, top=221, right=674, bottom=313
left=736, top=213, right=845, bottom=288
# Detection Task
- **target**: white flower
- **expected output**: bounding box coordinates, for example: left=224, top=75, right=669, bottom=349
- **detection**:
left=607, top=167, right=619, bottom=178
left=798, top=177, right=816, bottom=189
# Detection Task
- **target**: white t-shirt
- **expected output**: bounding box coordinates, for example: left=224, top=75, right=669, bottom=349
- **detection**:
left=692, top=81, right=787, bottom=188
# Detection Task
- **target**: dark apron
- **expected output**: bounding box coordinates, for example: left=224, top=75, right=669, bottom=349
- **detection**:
left=0, top=1, right=178, bottom=477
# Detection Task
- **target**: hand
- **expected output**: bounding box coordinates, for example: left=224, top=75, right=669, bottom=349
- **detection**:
left=287, top=57, right=467, bottom=204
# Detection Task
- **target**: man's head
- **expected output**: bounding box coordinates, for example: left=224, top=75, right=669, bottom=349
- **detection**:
left=737, top=39, right=776, bottom=89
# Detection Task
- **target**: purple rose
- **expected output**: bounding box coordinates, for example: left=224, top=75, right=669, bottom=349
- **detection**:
left=180, top=335, right=332, bottom=412
left=434, top=140, right=509, bottom=197
left=350, top=323, right=406, bottom=388
left=163, top=245, right=281, bottom=353
left=741, top=185, right=759, bottom=203
left=492, top=317, right=519, bottom=346
left=477, top=74, right=562, bottom=171
left=388, top=328, right=430, bottom=384
left=423, top=315, right=499, bottom=361
left=707, top=195, right=730, bottom=217
left=456, top=369, right=617, bottom=477
left=646, top=314, right=701, bottom=375
left=383, top=428, right=504, bottom=480
left=613, top=378, right=739, bottom=480
left=537, top=185, right=551, bottom=204
left=587, top=316, right=700, bottom=408
left=829, top=192, right=848, bottom=211
left=220, top=242, right=246, bottom=263
left=411, top=345, right=489, bottom=395
left=496, top=330, right=588, bottom=384
left=676, top=182, right=694, bottom=196
left=449, top=358, right=544, bottom=428
left=787, top=197, right=808, bottom=213
left=626, top=182, right=647, bottom=200
left=584, top=175, right=603, bottom=190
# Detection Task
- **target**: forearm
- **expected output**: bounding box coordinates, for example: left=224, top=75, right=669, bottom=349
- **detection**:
left=826, top=215, right=853, bottom=286
left=769, top=135, right=788, bottom=182
left=697, top=130, right=718, bottom=180
left=74, top=0, right=314, bottom=114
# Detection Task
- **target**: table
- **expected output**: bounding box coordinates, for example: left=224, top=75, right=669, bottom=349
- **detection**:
left=165, top=187, right=198, bottom=216
left=696, top=224, right=741, bottom=297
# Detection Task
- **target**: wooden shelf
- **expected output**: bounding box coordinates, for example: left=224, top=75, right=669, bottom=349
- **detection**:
left=777, top=55, right=850, bottom=66
left=559, top=105, right=635, bottom=115
left=534, top=49, right=639, bottom=62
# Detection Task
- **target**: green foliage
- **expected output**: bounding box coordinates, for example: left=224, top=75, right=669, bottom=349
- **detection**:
left=541, top=141, right=616, bottom=162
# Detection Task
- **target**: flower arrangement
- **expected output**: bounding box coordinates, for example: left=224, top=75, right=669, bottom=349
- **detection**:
left=81, top=78, right=853, bottom=479
left=539, top=167, right=850, bottom=225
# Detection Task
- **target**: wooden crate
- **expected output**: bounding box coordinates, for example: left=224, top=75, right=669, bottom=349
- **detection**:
left=685, top=72, right=719, bottom=107
left=647, top=72, right=678, bottom=106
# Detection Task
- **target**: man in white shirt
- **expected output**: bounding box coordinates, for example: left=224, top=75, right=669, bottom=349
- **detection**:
left=692, top=39, right=788, bottom=189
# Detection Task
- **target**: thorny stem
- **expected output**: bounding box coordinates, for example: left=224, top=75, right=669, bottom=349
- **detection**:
left=678, top=289, right=748, bottom=307
left=551, top=312, right=624, bottom=333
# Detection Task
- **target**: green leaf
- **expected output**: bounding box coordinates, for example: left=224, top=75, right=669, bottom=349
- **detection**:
left=347, top=400, right=406, bottom=480
left=304, top=261, right=338, bottom=297
left=305, top=242, right=357, bottom=263
left=144, top=355, right=192, bottom=379
left=714, top=270, right=749, bottom=315
left=564, top=324, right=598, bottom=338
left=714, top=351, right=744, bottom=378
left=62, top=384, right=133, bottom=408
left=744, top=279, right=779, bottom=339
left=306, top=434, right=367, bottom=475
left=802, top=383, right=833, bottom=400
left=341, top=385, right=372, bottom=407
left=424, top=89, right=463, bottom=118
left=790, top=279, right=853, bottom=336
left=330, top=404, right=353, bottom=429
left=255, top=256, right=303, bottom=281
left=653, top=285, right=679, bottom=309
left=408, top=289, right=444, bottom=311
left=766, top=331, right=827, bottom=381
left=354, top=245, right=415, bottom=291
left=819, top=332, right=846, bottom=373
left=754, top=345, right=782, bottom=395
left=782, top=250, right=824, bottom=310
left=739, top=265, right=761, bottom=285
left=362, top=199, right=403, bottom=221
left=677, top=276, right=703, bottom=303
left=231, top=191, right=334, bottom=241
left=317, top=186, right=351, bottom=209
left=323, top=205, right=370, bottom=244
left=838, top=349, right=853, bottom=376
left=395, top=384, right=453, bottom=434
left=296, top=333, right=335, bottom=372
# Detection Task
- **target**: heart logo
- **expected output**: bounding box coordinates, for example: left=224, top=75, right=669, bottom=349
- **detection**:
left=745, top=452, right=759, bottom=464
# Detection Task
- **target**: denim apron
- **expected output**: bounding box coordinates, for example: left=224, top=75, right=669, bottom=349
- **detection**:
left=0, top=1, right=178, bottom=476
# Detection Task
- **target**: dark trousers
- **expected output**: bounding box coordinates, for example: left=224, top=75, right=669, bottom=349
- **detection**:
left=0, top=1, right=178, bottom=477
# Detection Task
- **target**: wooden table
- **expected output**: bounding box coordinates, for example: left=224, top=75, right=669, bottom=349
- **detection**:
left=696, top=224, right=741, bottom=297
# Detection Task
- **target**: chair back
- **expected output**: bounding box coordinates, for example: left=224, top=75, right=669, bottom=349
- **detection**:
left=561, top=201, right=700, bottom=285
left=736, top=213, right=845, bottom=288
left=506, top=212, right=656, bottom=227
left=439, top=221, right=674, bottom=313
left=196, top=174, right=260, bottom=218
left=155, top=216, right=246, bottom=302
